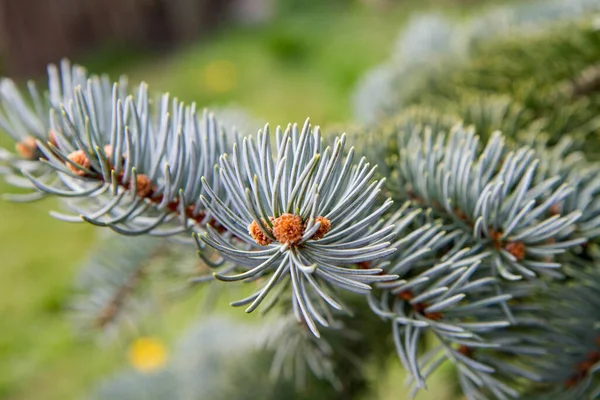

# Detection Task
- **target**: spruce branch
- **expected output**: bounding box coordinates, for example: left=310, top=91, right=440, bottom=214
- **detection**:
left=394, top=124, right=583, bottom=281
left=70, top=235, right=164, bottom=341
left=69, top=233, right=206, bottom=341
left=197, top=119, right=398, bottom=337
left=2, top=33, right=600, bottom=398
left=366, top=205, right=514, bottom=393
left=471, top=268, right=600, bottom=400
left=528, top=135, right=600, bottom=240
left=355, top=121, right=596, bottom=399
left=0, top=60, right=233, bottom=238
left=264, top=316, right=345, bottom=391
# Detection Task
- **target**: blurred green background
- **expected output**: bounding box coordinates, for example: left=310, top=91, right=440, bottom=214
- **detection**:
left=0, top=0, right=511, bottom=399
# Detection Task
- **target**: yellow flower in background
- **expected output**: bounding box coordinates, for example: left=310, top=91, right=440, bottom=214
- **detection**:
left=203, top=60, right=238, bottom=94
left=128, top=337, right=168, bottom=373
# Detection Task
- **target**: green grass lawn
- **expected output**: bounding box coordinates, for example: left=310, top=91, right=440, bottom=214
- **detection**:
left=0, top=1, right=505, bottom=399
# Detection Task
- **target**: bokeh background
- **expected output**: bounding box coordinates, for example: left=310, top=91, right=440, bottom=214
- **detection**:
left=0, top=0, right=579, bottom=399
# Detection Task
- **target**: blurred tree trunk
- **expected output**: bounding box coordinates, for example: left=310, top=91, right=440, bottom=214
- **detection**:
left=0, top=0, right=236, bottom=77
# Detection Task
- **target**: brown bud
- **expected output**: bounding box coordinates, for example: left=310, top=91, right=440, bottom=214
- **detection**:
left=548, top=203, right=561, bottom=216
left=150, top=193, right=164, bottom=204
left=166, top=199, right=180, bottom=212
left=458, top=345, right=472, bottom=357
left=249, top=220, right=272, bottom=246
left=489, top=229, right=503, bottom=250
left=311, top=216, right=331, bottom=240
left=413, top=302, right=426, bottom=314
left=185, top=205, right=196, bottom=218
left=425, top=311, right=444, bottom=321
left=15, top=137, right=39, bottom=160
left=115, top=170, right=125, bottom=185
left=504, top=241, right=526, bottom=261
left=357, top=261, right=371, bottom=270
left=185, top=205, right=206, bottom=223
left=134, top=174, right=154, bottom=198
left=272, top=213, right=304, bottom=245
left=397, top=290, right=414, bottom=301
left=192, top=210, right=207, bottom=224
left=67, top=150, right=91, bottom=176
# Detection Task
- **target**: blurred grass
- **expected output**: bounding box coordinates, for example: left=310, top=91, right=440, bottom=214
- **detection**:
left=0, top=1, right=505, bottom=399
left=83, top=7, right=407, bottom=127
left=80, top=0, right=503, bottom=127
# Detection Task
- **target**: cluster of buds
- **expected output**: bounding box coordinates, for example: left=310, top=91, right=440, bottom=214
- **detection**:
left=14, top=131, right=59, bottom=160
left=65, top=146, right=156, bottom=201
left=249, top=214, right=331, bottom=246
left=62, top=144, right=212, bottom=227
left=15, top=137, right=41, bottom=160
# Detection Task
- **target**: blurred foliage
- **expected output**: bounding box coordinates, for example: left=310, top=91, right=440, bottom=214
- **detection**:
left=395, top=20, right=600, bottom=157
left=264, top=30, right=310, bottom=64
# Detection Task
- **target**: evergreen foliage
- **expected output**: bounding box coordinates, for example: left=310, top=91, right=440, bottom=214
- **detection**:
left=2, top=3, right=600, bottom=399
